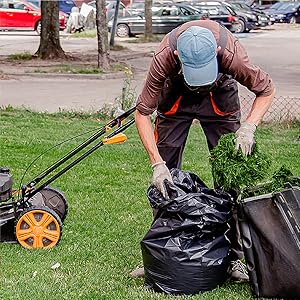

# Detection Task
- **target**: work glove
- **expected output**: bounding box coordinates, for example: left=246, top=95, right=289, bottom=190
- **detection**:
left=235, top=122, right=257, bottom=156
left=151, top=161, right=173, bottom=199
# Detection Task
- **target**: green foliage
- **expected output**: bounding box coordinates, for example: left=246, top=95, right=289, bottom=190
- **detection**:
left=72, top=29, right=97, bottom=38
left=127, top=34, right=165, bottom=43
left=0, top=110, right=299, bottom=299
left=33, top=62, right=129, bottom=75
left=115, top=67, right=136, bottom=111
left=272, top=165, right=294, bottom=186
left=210, top=133, right=271, bottom=192
left=0, top=104, right=14, bottom=111
left=32, top=68, right=48, bottom=73
left=98, top=67, right=136, bottom=118
left=110, top=44, right=127, bottom=51
left=51, top=64, right=104, bottom=74
left=8, top=52, right=33, bottom=61
left=110, top=62, right=130, bottom=72
left=242, top=165, right=297, bottom=198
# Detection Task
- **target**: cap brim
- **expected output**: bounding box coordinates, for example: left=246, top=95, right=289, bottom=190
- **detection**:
left=182, top=57, right=218, bottom=86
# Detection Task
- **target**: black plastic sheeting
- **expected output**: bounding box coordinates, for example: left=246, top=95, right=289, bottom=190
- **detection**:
left=141, top=169, right=234, bottom=295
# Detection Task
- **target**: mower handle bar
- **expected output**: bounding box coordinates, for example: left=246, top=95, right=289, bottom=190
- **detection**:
left=23, top=107, right=136, bottom=200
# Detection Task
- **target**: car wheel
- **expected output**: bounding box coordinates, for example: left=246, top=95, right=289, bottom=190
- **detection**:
left=235, top=19, right=246, bottom=33
left=116, top=24, right=130, bottom=37
left=36, top=21, right=41, bottom=35
left=289, top=16, right=296, bottom=24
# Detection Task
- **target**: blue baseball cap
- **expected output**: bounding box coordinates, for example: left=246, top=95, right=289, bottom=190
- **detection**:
left=177, top=26, right=218, bottom=86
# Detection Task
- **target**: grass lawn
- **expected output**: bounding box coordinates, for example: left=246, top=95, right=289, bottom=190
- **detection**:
left=0, top=109, right=299, bottom=300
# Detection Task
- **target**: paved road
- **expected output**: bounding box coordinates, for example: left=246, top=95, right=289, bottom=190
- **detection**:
left=0, top=26, right=300, bottom=112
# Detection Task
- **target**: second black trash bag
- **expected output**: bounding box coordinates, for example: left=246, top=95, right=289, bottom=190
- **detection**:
left=141, top=169, right=234, bottom=295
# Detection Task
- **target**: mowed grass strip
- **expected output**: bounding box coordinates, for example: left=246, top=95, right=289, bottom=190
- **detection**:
left=0, top=109, right=299, bottom=300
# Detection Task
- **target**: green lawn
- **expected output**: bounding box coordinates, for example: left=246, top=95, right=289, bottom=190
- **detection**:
left=0, top=109, right=299, bottom=300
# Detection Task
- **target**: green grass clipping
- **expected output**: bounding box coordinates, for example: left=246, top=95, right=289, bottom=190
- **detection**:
left=241, top=165, right=297, bottom=198
left=209, top=133, right=271, bottom=192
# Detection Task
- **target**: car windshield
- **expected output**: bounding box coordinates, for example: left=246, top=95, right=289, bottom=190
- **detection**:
left=240, top=3, right=251, bottom=10
left=196, top=5, right=231, bottom=15
left=88, top=1, right=124, bottom=9
left=27, top=0, right=40, bottom=9
left=276, top=2, right=297, bottom=11
left=269, top=2, right=286, bottom=9
left=230, top=3, right=242, bottom=10
left=225, top=4, right=236, bottom=14
left=184, top=5, right=202, bottom=14
left=154, top=7, right=178, bottom=16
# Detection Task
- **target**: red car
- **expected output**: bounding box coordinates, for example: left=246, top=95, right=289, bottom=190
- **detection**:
left=0, top=0, right=66, bottom=34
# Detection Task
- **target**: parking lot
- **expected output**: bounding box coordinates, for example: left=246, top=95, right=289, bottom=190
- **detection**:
left=0, top=24, right=299, bottom=112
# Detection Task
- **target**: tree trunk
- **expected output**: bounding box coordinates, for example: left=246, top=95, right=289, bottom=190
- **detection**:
left=35, top=0, right=66, bottom=59
left=144, top=0, right=153, bottom=39
left=96, top=0, right=110, bottom=69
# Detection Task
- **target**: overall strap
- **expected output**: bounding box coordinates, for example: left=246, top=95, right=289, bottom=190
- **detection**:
left=217, top=25, right=228, bottom=64
left=168, top=27, right=181, bottom=74
left=168, top=27, right=178, bottom=52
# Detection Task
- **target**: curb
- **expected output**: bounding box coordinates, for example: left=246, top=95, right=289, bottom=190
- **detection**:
left=2, top=71, right=128, bottom=80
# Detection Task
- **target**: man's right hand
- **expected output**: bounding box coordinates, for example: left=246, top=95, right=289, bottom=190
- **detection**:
left=235, top=122, right=256, bottom=156
left=151, top=161, right=173, bottom=199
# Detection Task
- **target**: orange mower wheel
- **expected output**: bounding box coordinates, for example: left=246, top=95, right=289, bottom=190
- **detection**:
left=15, top=206, right=62, bottom=249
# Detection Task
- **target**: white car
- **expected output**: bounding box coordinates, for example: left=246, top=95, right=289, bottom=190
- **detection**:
left=87, top=0, right=129, bottom=20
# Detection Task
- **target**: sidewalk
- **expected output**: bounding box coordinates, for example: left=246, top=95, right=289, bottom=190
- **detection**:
left=0, top=38, right=158, bottom=112
left=1, top=26, right=300, bottom=113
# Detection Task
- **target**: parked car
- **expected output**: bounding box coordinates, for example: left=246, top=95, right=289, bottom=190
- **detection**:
left=59, top=0, right=77, bottom=15
left=126, top=0, right=174, bottom=15
left=270, top=2, right=300, bottom=23
left=188, top=1, right=238, bottom=32
left=0, top=0, right=66, bottom=33
left=262, top=1, right=292, bottom=15
left=87, top=0, right=130, bottom=20
left=251, top=0, right=281, bottom=10
left=27, top=0, right=76, bottom=15
left=108, top=4, right=208, bottom=37
left=223, top=1, right=258, bottom=32
left=229, top=1, right=274, bottom=26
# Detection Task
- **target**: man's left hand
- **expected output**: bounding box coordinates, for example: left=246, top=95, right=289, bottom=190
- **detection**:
left=235, top=122, right=257, bottom=156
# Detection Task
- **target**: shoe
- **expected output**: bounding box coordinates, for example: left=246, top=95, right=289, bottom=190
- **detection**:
left=228, top=260, right=249, bottom=282
left=129, top=266, right=144, bottom=278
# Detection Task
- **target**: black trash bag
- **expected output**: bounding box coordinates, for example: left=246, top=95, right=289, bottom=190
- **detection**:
left=141, top=169, right=234, bottom=295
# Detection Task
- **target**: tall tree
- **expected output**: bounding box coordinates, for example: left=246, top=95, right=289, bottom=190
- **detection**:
left=144, top=0, right=153, bottom=39
left=35, top=0, right=66, bottom=59
left=95, top=0, right=110, bottom=69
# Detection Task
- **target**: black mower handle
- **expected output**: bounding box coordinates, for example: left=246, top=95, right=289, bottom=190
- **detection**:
left=23, top=107, right=136, bottom=200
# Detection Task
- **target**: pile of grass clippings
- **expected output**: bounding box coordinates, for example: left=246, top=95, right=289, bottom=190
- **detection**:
left=209, top=133, right=271, bottom=192
left=241, top=165, right=298, bottom=198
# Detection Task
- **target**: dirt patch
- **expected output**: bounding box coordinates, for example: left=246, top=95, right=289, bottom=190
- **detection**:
left=0, top=45, right=154, bottom=77
left=0, top=72, right=10, bottom=80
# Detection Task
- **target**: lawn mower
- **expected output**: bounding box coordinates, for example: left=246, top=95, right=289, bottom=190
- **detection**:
left=0, top=107, right=136, bottom=250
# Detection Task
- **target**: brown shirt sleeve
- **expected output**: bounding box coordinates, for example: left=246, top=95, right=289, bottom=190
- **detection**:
left=221, top=29, right=274, bottom=97
left=136, top=34, right=176, bottom=115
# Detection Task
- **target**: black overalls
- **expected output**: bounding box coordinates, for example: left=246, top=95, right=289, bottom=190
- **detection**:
left=154, top=26, right=243, bottom=261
